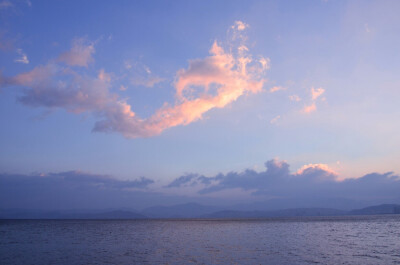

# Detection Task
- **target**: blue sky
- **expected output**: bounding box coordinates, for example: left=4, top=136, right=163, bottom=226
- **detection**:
left=1, top=0, right=400, bottom=209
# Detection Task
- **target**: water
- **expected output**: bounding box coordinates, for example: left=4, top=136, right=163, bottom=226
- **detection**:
left=1, top=215, right=400, bottom=264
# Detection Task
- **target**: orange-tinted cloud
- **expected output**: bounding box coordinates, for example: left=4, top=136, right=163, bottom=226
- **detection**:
left=311, top=87, right=325, bottom=100
left=303, top=102, right=316, bottom=113
left=95, top=22, right=268, bottom=138
left=303, top=87, right=325, bottom=113
left=2, top=21, right=269, bottom=138
left=296, top=163, right=338, bottom=180
left=269, top=86, right=286, bottom=93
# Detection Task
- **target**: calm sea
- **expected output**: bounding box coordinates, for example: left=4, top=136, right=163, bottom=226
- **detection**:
left=1, top=215, right=400, bottom=264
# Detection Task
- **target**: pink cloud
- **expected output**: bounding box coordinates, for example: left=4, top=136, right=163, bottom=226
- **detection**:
left=289, top=95, right=301, bottom=102
left=58, top=38, right=95, bottom=67
left=3, top=22, right=268, bottom=138
left=311, top=87, right=325, bottom=100
left=269, top=86, right=286, bottom=93
left=232, top=21, right=249, bottom=31
left=296, top=163, right=338, bottom=181
left=303, top=102, right=316, bottom=113
left=302, top=87, right=325, bottom=113
left=14, top=65, right=112, bottom=113
left=95, top=39, right=267, bottom=138
left=270, top=115, right=281, bottom=124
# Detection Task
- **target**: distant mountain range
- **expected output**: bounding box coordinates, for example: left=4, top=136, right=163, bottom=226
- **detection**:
left=1, top=203, right=399, bottom=219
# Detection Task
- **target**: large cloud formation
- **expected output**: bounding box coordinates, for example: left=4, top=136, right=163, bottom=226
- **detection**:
left=1, top=159, right=399, bottom=210
left=0, top=21, right=268, bottom=138
left=166, top=159, right=400, bottom=208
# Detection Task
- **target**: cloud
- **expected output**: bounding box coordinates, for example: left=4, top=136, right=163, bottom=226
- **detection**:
left=13, top=65, right=113, bottom=113
left=303, top=102, right=316, bottom=113
left=165, top=173, right=204, bottom=188
left=295, top=163, right=338, bottom=181
left=303, top=87, right=325, bottom=113
left=58, top=38, right=95, bottom=67
left=0, top=171, right=159, bottom=209
left=1, top=160, right=400, bottom=210
left=131, top=76, right=164, bottom=88
left=311, top=87, right=325, bottom=100
left=14, top=48, right=29, bottom=64
left=46, top=171, right=154, bottom=189
left=269, top=86, right=286, bottom=93
left=289, top=95, right=301, bottom=102
left=2, top=22, right=268, bottom=138
left=165, top=159, right=400, bottom=205
left=232, top=20, right=249, bottom=31
left=270, top=115, right=280, bottom=124
left=125, top=60, right=165, bottom=88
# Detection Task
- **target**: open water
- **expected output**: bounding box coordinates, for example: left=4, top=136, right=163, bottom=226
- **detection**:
left=1, top=215, right=400, bottom=264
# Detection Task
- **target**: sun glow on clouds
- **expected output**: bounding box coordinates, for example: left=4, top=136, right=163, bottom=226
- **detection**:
left=1, top=21, right=269, bottom=138
left=296, top=163, right=338, bottom=179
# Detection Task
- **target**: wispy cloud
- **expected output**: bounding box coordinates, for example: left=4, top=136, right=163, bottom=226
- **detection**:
left=125, top=60, right=165, bottom=88
left=1, top=21, right=269, bottom=138
left=12, top=65, right=112, bottom=113
left=289, top=95, right=301, bottom=102
left=131, top=76, right=164, bottom=88
left=303, top=87, right=325, bottom=113
left=270, top=115, right=280, bottom=124
left=232, top=20, right=249, bottom=31
left=14, top=48, right=29, bottom=64
left=58, top=38, right=95, bottom=67
left=269, top=86, right=286, bottom=93
left=311, top=87, right=325, bottom=101
left=165, top=173, right=205, bottom=188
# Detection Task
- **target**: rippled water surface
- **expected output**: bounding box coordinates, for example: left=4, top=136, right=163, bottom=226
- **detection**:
left=1, top=215, right=400, bottom=264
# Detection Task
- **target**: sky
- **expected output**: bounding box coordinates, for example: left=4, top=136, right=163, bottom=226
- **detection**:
left=1, top=0, right=400, bottom=210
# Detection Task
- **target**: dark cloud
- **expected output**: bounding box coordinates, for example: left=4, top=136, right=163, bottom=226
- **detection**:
left=48, top=171, right=154, bottom=189
left=1, top=160, right=399, bottom=211
left=165, top=173, right=202, bottom=188
left=167, top=159, right=400, bottom=204
left=0, top=171, right=155, bottom=210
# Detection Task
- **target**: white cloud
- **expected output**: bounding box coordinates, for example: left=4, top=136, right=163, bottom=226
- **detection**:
left=14, top=49, right=29, bottom=64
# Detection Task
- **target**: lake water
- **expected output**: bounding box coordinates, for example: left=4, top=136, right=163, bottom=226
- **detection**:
left=1, top=215, right=400, bottom=264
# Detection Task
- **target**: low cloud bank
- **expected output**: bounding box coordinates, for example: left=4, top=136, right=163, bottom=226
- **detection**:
left=1, top=159, right=398, bottom=210
left=167, top=159, right=400, bottom=202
